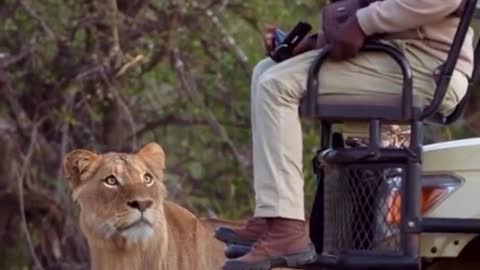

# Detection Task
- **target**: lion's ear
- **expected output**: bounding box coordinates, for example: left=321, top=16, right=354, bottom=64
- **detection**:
left=137, top=142, right=165, bottom=171
left=63, top=149, right=99, bottom=191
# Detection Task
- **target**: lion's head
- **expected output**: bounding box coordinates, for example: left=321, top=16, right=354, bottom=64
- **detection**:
left=63, top=143, right=167, bottom=248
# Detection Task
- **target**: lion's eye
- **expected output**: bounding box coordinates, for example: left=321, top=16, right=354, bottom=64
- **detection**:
left=104, top=175, right=119, bottom=187
left=144, top=173, right=154, bottom=186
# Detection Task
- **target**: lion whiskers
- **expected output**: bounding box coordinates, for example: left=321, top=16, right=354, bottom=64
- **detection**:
left=94, top=210, right=163, bottom=244
left=96, top=216, right=122, bottom=238
left=92, top=211, right=137, bottom=238
left=147, top=209, right=164, bottom=225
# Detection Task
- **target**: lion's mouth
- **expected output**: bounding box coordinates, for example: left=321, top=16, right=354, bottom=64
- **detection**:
left=120, top=217, right=153, bottom=231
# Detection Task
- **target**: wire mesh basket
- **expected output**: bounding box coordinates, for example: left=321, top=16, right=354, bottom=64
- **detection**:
left=323, top=162, right=405, bottom=255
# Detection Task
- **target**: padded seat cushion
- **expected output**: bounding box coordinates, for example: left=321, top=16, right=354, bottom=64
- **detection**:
left=316, top=94, right=426, bottom=108
left=303, top=94, right=428, bottom=121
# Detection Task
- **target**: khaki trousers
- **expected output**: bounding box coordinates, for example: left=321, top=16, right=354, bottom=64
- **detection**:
left=251, top=40, right=469, bottom=221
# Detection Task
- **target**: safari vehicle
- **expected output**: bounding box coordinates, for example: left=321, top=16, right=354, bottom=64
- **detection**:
left=294, top=0, right=480, bottom=269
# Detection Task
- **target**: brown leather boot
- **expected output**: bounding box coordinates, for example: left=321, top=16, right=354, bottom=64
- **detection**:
left=222, top=218, right=317, bottom=270
left=215, top=217, right=268, bottom=246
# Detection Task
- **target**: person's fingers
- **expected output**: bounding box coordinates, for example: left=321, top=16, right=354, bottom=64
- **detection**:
left=292, top=35, right=317, bottom=56
left=265, top=32, right=274, bottom=43
left=292, top=37, right=309, bottom=56
left=316, top=34, right=327, bottom=49
left=264, top=32, right=274, bottom=52
left=265, top=24, right=276, bottom=33
left=264, top=25, right=276, bottom=52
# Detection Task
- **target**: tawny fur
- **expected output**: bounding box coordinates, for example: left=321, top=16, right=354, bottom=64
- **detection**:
left=63, top=143, right=224, bottom=270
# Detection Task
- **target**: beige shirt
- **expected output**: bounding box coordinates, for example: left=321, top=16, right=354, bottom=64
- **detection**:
left=356, top=0, right=475, bottom=77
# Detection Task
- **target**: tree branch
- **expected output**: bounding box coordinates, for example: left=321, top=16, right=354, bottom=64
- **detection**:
left=109, top=0, right=122, bottom=56
left=19, top=0, right=56, bottom=40
left=172, top=49, right=249, bottom=171
left=17, top=121, right=45, bottom=270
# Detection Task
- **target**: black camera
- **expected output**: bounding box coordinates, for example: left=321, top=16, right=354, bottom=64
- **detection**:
left=269, top=22, right=313, bottom=63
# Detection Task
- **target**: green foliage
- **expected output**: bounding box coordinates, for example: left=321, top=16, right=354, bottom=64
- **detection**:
left=1, top=0, right=329, bottom=243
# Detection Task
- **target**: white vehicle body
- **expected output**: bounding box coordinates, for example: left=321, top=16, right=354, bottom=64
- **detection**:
left=420, top=138, right=480, bottom=258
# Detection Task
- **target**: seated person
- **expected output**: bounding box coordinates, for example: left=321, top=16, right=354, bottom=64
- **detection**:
left=217, top=0, right=473, bottom=269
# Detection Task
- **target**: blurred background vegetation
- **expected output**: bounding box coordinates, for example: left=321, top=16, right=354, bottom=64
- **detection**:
left=0, top=0, right=479, bottom=269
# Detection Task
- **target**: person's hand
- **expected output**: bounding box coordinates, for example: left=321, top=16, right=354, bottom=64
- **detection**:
left=264, top=25, right=277, bottom=54
left=329, top=15, right=366, bottom=60
left=292, top=33, right=328, bottom=56
left=321, top=0, right=367, bottom=61
left=291, top=34, right=318, bottom=56
left=316, top=34, right=327, bottom=50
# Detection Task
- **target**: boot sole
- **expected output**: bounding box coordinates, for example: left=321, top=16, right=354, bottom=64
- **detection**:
left=225, top=244, right=251, bottom=259
left=222, top=244, right=318, bottom=270
left=215, top=227, right=255, bottom=246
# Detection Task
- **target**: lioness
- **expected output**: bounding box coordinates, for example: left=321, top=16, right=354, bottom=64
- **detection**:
left=63, top=143, right=224, bottom=270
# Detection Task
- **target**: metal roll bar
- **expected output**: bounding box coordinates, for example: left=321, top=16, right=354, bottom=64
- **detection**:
left=422, top=0, right=478, bottom=122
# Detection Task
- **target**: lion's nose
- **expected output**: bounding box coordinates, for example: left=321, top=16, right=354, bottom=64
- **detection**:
left=127, top=200, right=153, bottom=212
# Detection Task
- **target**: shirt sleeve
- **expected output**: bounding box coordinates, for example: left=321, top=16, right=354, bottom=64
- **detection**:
left=356, top=0, right=464, bottom=36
